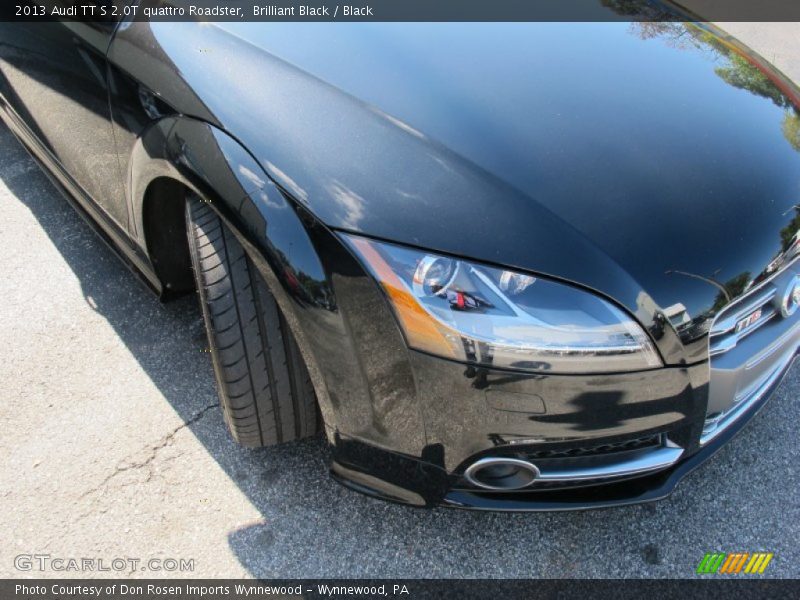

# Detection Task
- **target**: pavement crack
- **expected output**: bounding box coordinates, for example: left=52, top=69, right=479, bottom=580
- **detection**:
left=79, top=403, right=219, bottom=499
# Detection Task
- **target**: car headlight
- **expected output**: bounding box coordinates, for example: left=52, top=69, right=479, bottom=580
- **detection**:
left=343, top=235, right=662, bottom=374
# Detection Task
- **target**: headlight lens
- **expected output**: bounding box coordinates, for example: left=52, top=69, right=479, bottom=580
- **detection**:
left=343, top=235, right=662, bottom=374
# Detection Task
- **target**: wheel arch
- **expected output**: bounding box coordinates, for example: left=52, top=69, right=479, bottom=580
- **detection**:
left=140, top=176, right=194, bottom=299
left=128, top=116, right=339, bottom=431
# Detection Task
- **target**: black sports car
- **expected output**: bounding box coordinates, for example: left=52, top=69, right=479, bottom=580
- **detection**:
left=2, top=3, right=799, bottom=510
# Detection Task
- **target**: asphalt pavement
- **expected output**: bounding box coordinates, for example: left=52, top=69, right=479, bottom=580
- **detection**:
left=1, top=24, right=799, bottom=579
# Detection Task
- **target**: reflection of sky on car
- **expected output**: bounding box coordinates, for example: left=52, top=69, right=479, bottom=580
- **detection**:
left=219, top=22, right=800, bottom=323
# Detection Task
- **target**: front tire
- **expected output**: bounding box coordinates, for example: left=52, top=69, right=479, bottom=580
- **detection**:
left=185, top=194, right=318, bottom=447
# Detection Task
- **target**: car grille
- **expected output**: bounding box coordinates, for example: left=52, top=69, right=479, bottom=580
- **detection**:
left=709, top=287, right=779, bottom=357
left=704, top=259, right=800, bottom=444
left=523, top=433, right=662, bottom=460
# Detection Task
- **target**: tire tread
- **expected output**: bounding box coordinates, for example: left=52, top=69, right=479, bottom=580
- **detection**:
left=185, top=195, right=318, bottom=447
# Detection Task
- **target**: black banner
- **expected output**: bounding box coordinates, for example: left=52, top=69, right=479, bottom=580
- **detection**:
left=4, top=0, right=800, bottom=23
left=4, top=579, right=800, bottom=600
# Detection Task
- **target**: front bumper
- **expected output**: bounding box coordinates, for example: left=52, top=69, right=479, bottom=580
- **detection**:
left=297, top=224, right=798, bottom=511
left=330, top=350, right=795, bottom=511
left=446, top=352, right=797, bottom=511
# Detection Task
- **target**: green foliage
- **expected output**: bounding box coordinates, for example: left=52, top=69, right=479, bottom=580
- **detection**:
left=714, top=53, right=792, bottom=109
left=712, top=271, right=752, bottom=313
left=782, top=111, right=800, bottom=152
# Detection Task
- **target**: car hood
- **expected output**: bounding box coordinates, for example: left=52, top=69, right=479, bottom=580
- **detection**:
left=146, top=21, right=800, bottom=358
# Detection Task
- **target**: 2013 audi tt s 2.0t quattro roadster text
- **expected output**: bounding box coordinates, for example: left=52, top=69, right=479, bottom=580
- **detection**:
left=2, top=5, right=800, bottom=510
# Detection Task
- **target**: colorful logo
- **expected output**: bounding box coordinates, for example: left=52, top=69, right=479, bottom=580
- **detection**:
left=697, top=552, right=773, bottom=575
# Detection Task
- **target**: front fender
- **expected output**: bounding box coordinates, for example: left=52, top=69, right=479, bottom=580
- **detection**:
left=128, top=117, right=428, bottom=452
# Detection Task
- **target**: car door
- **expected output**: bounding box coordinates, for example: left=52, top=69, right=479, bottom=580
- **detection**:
left=0, top=1, right=131, bottom=228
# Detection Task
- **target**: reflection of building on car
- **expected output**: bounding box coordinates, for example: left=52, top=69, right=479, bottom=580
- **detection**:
left=664, top=303, right=691, bottom=328
left=760, top=231, right=800, bottom=286
left=786, top=231, right=800, bottom=260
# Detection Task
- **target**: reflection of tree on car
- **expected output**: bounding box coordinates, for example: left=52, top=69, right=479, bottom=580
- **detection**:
left=631, top=20, right=800, bottom=154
